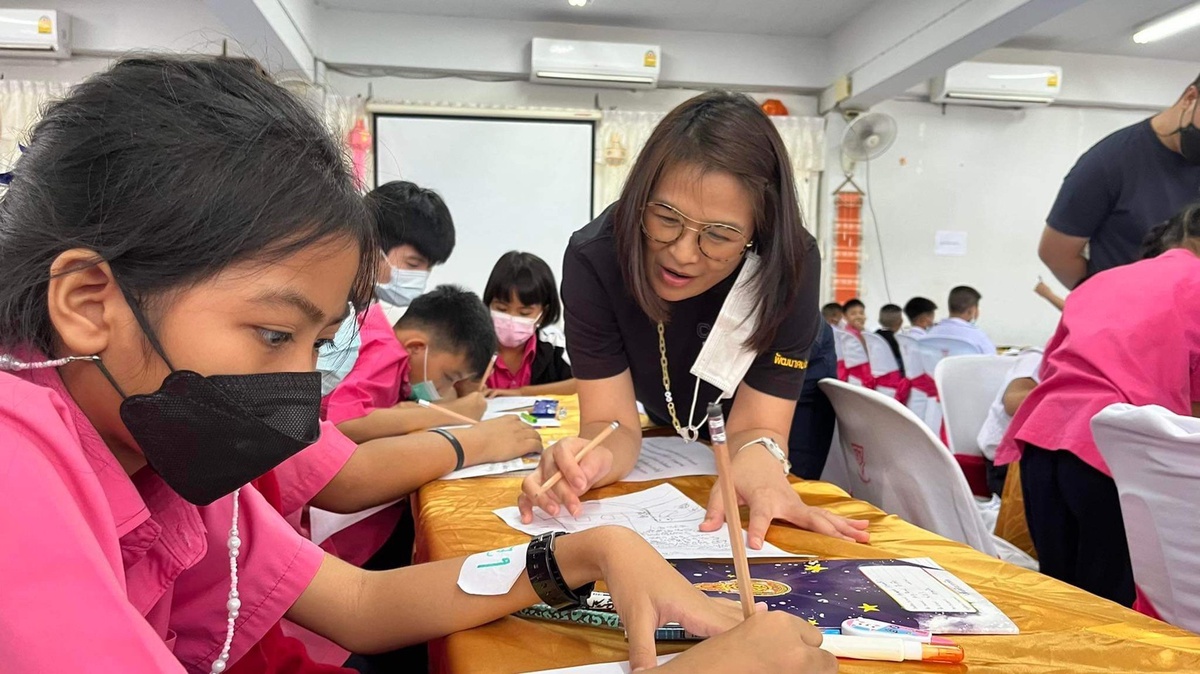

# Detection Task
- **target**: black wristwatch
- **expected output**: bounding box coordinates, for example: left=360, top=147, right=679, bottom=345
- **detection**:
left=527, top=531, right=595, bottom=610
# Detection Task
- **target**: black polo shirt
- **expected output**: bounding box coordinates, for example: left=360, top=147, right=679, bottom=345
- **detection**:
left=562, top=209, right=822, bottom=428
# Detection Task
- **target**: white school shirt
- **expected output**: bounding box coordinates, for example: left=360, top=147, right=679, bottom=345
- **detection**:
left=927, top=317, right=997, bottom=354
left=977, top=350, right=1043, bottom=460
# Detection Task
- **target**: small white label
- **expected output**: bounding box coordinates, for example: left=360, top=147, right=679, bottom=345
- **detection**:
left=457, top=543, right=529, bottom=596
left=934, top=230, right=968, bottom=256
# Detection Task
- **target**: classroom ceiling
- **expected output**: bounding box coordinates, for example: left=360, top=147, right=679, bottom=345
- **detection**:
left=1004, top=0, right=1200, bottom=63
left=314, top=0, right=879, bottom=38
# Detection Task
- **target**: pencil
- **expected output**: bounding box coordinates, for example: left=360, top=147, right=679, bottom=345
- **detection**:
left=533, top=421, right=619, bottom=497
left=417, top=398, right=481, bottom=426
left=707, top=402, right=755, bottom=620
left=478, top=353, right=498, bottom=393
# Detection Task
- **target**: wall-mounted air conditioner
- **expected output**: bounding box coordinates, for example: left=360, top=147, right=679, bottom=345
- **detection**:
left=0, top=9, right=70, bottom=59
left=931, top=62, right=1061, bottom=108
left=531, top=38, right=660, bottom=89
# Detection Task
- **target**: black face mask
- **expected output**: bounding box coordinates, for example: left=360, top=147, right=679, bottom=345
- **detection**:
left=95, top=294, right=322, bottom=506
left=1178, top=103, right=1200, bottom=166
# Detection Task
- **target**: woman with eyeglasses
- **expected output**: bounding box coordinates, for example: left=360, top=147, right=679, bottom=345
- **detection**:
left=518, top=91, right=869, bottom=550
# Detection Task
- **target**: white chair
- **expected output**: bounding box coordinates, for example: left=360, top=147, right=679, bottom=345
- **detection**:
left=1093, top=404, right=1200, bottom=632
left=833, top=328, right=872, bottom=387
left=819, top=378, right=1037, bottom=569
left=895, top=333, right=928, bottom=422
left=863, top=332, right=907, bottom=402
left=935, top=355, right=1014, bottom=496
left=913, top=336, right=978, bottom=431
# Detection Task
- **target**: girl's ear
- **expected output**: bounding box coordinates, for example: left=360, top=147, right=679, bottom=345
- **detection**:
left=46, top=249, right=127, bottom=357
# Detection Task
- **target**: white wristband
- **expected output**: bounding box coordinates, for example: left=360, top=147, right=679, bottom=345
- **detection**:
left=737, top=437, right=791, bottom=474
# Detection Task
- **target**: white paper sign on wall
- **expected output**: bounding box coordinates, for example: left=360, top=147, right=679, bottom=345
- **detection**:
left=935, top=230, right=968, bottom=256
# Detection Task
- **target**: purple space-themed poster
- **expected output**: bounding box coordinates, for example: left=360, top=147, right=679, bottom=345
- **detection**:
left=671, top=557, right=1018, bottom=634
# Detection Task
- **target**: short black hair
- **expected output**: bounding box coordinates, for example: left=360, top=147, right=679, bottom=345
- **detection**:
left=483, top=251, right=561, bottom=326
left=879, top=304, right=903, bottom=330
left=397, top=284, right=496, bottom=375
left=948, top=286, right=982, bottom=315
left=904, top=297, right=937, bottom=322
left=366, top=181, right=455, bottom=266
left=1142, top=201, right=1200, bottom=259
left=821, top=302, right=843, bottom=318
left=843, top=298, right=865, bottom=311
left=0, top=55, right=375, bottom=353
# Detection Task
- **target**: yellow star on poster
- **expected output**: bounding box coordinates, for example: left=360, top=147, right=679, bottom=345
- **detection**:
left=858, top=603, right=879, bottom=613
left=807, top=618, right=819, bottom=626
left=803, top=562, right=828, bottom=573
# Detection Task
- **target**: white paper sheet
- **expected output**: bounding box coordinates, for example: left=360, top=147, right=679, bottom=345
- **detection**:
left=440, top=456, right=540, bottom=480
left=309, top=500, right=401, bottom=546
left=483, top=397, right=539, bottom=418
left=860, top=564, right=978, bottom=614
left=525, top=654, right=679, bottom=673
left=624, top=437, right=717, bottom=482
left=934, top=230, right=968, bottom=256
left=493, top=484, right=803, bottom=560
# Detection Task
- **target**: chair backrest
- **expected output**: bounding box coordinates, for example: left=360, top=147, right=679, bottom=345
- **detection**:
left=934, top=355, right=1013, bottom=458
left=895, top=333, right=923, bottom=377
left=1093, top=404, right=1200, bottom=632
left=863, top=332, right=900, bottom=377
left=831, top=327, right=845, bottom=361
left=834, top=329, right=868, bottom=367
left=818, top=378, right=997, bottom=555
left=916, top=336, right=981, bottom=375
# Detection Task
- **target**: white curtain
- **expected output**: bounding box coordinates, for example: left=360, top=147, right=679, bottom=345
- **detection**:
left=0, top=80, right=73, bottom=174
left=593, top=110, right=826, bottom=226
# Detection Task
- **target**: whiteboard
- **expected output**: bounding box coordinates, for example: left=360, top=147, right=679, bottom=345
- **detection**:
left=374, top=115, right=595, bottom=320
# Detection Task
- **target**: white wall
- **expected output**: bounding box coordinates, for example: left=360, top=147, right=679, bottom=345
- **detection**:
left=826, top=100, right=1146, bottom=348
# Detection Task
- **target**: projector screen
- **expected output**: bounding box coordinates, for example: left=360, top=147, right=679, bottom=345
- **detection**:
left=374, top=114, right=595, bottom=320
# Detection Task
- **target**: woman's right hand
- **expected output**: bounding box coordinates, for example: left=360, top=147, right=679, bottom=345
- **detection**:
left=653, top=611, right=838, bottom=673
left=517, top=436, right=614, bottom=523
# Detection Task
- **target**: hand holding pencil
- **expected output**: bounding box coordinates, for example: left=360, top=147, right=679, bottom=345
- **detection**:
left=517, top=422, right=620, bottom=523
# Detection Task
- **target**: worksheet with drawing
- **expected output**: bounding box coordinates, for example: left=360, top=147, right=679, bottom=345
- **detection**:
left=494, top=483, right=806, bottom=560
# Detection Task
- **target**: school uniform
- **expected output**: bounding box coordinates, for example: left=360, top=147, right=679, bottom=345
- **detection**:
left=316, top=301, right=412, bottom=567
left=874, top=328, right=905, bottom=376
left=486, top=330, right=573, bottom=390
left=562, top=208, right=821, bottom=441
left=0, top=364, right=323, bottom=673
left=927, top=317, right=997, bottom=354
left=976, top=349, right=1043, bottom=495
left=995, top=249, right=1200, bottom=606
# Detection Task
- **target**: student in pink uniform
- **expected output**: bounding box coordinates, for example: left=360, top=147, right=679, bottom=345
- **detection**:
left=482, top=251, right=576, bottom=397
left=995, top=204, right=1200, bottom=607
left=0, top=55, right=837, bottom=674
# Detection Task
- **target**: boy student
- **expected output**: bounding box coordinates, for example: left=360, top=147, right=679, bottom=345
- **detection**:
left=903, top=297, right=937, bottom=336
left=875, top=304, right=906, bottom=375
left=928, top=286, right=996, bottom=354
left=821, top=302, right=844, bottom=327
left=317, top=180, right=456, bottom=394
left=842, top=298, right=867, bottom=335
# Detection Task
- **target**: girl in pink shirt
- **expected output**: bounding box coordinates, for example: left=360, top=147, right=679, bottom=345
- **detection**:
left=995, top=205, right=1200, bottom=607
left=0, top=55, right=834, bottom=674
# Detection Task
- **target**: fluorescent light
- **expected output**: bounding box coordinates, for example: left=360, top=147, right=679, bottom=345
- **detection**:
left=1134, top=2, right=1200, bottom=44
left=568, top=0, right=589, bottom=6
left=535, top=71, right=654, bottom=84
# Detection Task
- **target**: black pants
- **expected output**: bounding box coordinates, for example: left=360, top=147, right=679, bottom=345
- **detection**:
left=789, top=322, right=837, bottom=480
left=1020, top=444, right=1135, bottom=607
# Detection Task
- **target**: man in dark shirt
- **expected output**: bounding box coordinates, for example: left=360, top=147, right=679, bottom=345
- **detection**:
left=1039, top=74, right=1200, bottom=288
left=874, top=304, right=905, bottom=376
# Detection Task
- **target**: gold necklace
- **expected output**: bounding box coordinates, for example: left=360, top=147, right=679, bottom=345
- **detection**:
left=657, top=321, right=683, bottom=435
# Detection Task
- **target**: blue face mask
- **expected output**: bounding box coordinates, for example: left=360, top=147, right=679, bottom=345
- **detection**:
left=316, top=310, right=361, bottom=396
left=409, top=344, right=442, bottom=402
left=376, top=266, right=429, bottom=308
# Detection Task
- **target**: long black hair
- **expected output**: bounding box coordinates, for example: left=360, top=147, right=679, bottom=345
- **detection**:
left=482, top=251, right=561, bottom=327
left=0, top=55, right=376, bottom=353
left=1142, top=201, right=1200, bottom=259
left=611, top=90, right=811, bottom=352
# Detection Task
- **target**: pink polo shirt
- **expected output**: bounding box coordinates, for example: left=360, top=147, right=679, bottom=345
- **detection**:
left=487, top=336, right=537, bottom=390
left=322, top=302, right=412, bottom=425
left=0, top=365, right=325, bottom=673
left=995, top=249, right=1200, bottom=476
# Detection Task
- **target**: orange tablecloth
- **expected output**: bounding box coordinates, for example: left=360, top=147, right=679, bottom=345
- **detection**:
left=414, top=398, right=1200, bottom=673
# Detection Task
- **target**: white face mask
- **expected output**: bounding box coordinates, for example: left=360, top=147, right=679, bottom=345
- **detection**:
left=376, top=266, right=429, bottom=308
left=315, top=307, right=361, bottom=396
left=689, top=251, right=762, bottom=399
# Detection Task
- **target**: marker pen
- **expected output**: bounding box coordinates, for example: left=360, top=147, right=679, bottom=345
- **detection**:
left=841, top=617, right=957, bottom=646
left=820, top=634, right=965, bottom=664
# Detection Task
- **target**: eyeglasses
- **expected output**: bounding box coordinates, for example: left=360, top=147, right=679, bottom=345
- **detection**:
left=641, top=202, right=752, bottom=262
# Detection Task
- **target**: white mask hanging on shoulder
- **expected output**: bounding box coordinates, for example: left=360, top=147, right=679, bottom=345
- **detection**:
left=690, top=251, right=762, bottom=399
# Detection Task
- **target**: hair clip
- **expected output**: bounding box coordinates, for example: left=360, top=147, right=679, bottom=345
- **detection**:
left=0, top=354, right=99, bottom=371
left=0, top=144, right=28, bottom=186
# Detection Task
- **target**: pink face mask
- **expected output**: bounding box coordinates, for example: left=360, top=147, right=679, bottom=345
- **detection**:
left=491, top=310, right=539, bottom=348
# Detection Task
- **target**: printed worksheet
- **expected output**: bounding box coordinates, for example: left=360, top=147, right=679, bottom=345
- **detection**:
left=624, top=437, right=717, bottom=482
left=483, top=397, right=539, bottom=419
left=526, top=654, right=679, bottom=673
left=493, top=483, right=804, bottom=560
left=439, top=456, right=540, bottom=480
left=309, top=501, right=400, bottom=546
